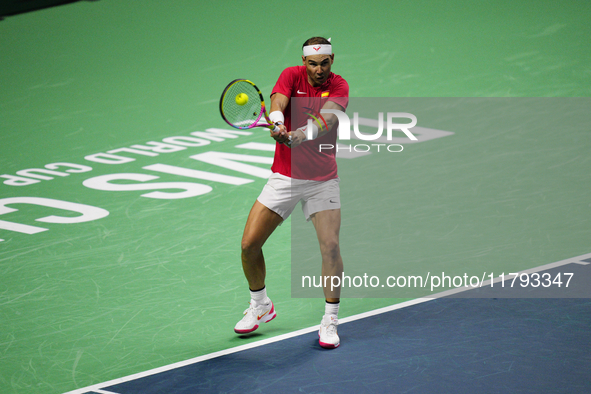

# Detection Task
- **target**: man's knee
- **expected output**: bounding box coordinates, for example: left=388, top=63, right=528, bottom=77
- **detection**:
left=320, top=238, right=340, bottom=259
left=241, top=237, right=262, bottom=257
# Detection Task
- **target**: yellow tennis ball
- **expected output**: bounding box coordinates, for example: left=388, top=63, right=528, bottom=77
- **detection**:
left=235, top=93, right=249, bottom=106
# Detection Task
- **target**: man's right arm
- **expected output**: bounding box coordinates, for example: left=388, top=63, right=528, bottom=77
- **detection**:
left=269, top=92, right=290, bottom=144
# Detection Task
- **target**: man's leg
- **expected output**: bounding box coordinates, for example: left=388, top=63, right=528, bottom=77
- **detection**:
left=241, top=200, right=284, bottom=290
left=311, top=208, right=343, bottom=348
left=311, top=208, right=343, bottom=301
left=234, top=200, right=284, bottom=334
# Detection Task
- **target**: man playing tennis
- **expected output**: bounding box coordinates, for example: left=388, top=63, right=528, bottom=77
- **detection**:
left=234, top=37, right=349, bottom=349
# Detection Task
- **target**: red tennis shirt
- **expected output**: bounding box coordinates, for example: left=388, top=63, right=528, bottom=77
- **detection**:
left=270, top=66, right=349, bottom=181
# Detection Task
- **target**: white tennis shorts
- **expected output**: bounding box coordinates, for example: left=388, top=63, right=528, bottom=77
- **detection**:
left=257, top=173, right=341, bottom=221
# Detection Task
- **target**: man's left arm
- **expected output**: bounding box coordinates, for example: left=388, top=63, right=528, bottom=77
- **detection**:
left=289, top=100, right=345, bottom=147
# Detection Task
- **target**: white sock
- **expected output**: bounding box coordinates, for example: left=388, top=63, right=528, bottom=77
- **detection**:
left=325, top=301, right=339, bottom=318
left=250, top=287, right=270, bottom=307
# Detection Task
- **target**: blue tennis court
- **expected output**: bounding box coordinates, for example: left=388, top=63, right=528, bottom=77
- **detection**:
left=68, top=260, right=591, bottom=394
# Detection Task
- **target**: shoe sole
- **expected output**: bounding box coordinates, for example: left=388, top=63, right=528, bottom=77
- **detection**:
left=318, top=332, right=340, bottom=349
left=234, top=308, right=276, bottom=334
left=319, top=341, right=339, bottom=349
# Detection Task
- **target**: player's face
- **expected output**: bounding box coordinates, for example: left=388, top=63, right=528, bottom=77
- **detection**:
left=302, top=54, right=334, bottom=87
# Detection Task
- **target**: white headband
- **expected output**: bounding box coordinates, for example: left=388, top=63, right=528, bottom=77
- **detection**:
left=302, top=38, right=332, bottom=57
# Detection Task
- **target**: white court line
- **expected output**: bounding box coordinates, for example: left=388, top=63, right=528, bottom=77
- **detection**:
left=64, top=251, right=591, bottom=394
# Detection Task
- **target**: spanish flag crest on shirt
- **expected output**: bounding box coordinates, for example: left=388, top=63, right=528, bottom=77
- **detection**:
left=321, top=91, right=330, bottom=98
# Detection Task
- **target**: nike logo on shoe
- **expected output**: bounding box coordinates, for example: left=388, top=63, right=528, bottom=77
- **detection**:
left=234, top=302, right=276, bottom=334
left=257, top=311, right=268, bottom=320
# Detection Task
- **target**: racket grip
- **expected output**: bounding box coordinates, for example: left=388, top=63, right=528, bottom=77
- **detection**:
left=271, top=123, right=291, bottom=147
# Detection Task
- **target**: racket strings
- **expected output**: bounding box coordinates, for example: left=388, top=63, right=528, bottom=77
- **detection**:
left=221, top=81, right=263, bottom=128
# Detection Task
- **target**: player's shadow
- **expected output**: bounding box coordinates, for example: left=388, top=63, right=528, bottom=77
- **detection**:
left=233, top=332, right=265, bottom=340
left=231, top=325, right=284, bottom=342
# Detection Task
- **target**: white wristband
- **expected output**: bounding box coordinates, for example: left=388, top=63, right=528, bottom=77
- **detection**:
left=298, top=122, right=319, bottom=141
left=269, top=111, right=284, bottom=124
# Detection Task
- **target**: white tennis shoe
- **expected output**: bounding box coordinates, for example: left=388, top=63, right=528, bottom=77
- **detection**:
left=318, top=315, right=340, bottom=349
left=234, top=300, right=276, bottom=334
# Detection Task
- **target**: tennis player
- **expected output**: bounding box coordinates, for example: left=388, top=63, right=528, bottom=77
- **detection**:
left=234, top=37, right=349, bottom=349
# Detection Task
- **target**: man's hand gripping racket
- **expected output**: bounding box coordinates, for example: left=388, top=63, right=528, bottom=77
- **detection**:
left=219, top=79, right=291, bottom=146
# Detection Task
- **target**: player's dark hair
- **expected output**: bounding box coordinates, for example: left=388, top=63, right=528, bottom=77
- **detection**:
left=302, top=37, right=330, bottom=48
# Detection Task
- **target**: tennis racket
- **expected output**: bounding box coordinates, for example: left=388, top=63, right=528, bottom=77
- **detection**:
left=219, top=79, right=291, bottom=145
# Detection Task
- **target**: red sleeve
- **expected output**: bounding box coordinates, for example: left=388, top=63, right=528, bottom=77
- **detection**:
left=327, top=75, right=349, bottom=111
left=271, top=67, right=296, bottom=98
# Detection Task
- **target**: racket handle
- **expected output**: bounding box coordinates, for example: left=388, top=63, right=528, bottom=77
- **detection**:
left=271, top=123, right=291, bottom=147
